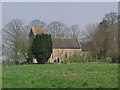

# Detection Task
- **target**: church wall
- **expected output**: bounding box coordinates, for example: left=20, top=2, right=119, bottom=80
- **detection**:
left=48, top=48, right=81, bottom=62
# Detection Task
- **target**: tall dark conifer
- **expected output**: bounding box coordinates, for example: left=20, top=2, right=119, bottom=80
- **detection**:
left=32, top=34, right=52, bottom=64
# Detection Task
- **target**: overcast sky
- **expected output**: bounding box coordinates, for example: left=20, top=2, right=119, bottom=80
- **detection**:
left=2, top=2, right=118, bottom=31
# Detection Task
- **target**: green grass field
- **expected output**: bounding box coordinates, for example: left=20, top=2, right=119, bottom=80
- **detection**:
left=2, top=63, right=118, bottom=88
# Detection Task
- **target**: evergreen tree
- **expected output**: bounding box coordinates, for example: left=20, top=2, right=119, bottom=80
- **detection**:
left=32, top=34, right=52, bottom=64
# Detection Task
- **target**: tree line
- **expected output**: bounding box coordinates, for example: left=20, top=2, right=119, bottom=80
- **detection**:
left=2, top=18, right=84, bottom=64
left=2, top=11, right=119, bottom=64
left=85, top=12, right=119, bottom=63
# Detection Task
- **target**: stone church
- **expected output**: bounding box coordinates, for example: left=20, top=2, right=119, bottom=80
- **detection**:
left=29, top=27, right=81, bottom=63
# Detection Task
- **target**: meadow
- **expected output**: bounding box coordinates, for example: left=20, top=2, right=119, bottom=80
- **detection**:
left=2, top=63, right=118, bottom=88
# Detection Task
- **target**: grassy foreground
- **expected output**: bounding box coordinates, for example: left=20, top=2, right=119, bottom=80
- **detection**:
left=2, top=63, right=118, bottom=88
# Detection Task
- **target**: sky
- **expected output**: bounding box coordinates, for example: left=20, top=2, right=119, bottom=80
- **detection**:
left=2, top=2, right=118, bottom=31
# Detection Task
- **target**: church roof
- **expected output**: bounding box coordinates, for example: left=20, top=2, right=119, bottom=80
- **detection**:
left=80, top=42, right=92, bottom=51
left=52, top=37, right=80, bottom=49
left=29, top=27, right=46, bottom=36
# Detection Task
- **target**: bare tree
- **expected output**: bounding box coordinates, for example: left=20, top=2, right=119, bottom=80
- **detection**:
left=69, top=24, right=86, bottom=41
left=85, top=12, right=118, bottom=62
left=20, top=28, right=29, bottom=61
left=69, top=24, right=80, bottom=38
left=85, top=23, right=98, bottom=41
left=104, top=12, right=118, bottom=52
left=47, top=21, right=67, bottom=37
left=96, top=20, right=109, bottom=59
left=103, top=12, right=118, bottom=26
left=85, top=23, right=100, bottom=60
left=3, top=18, right=25, bottom=63
left=29, top=19, right=46, bottom=28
